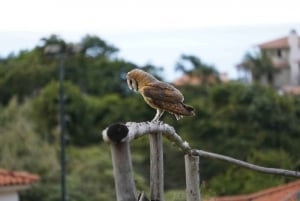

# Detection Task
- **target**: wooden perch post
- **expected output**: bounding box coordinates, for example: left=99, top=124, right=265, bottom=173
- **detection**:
left=103, top=123, right=137, bottom=201
left=149, top=132, right=164, bottom=201
left=102, top=121, right=300, bottom=201
left=185, top=154, right=200, bottom=201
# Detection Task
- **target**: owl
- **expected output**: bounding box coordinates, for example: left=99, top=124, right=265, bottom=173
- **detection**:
left=126, top=69, right=195, bottom=121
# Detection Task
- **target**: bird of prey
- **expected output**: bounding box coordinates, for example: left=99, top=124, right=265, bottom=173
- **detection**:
left=126, top=68, right=195, bottom=121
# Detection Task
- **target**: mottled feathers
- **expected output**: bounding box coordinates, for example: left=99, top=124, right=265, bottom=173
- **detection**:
left=127, top=68, right=195, bottom=121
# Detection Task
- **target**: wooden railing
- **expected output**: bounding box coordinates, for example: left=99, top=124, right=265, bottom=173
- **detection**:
left=102, top=121, right=300, bottom=201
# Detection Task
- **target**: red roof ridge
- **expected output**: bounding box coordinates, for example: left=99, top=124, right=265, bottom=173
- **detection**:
left=211, top=179, right=300, bottom=201
left=257, top=35, right=300, bottom=49
left=0, top=169, right=40, bottom=186
left=249, top=179, right=300, bottom=199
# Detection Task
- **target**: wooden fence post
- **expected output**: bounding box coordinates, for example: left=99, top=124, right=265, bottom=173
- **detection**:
left=105, top=123, right=137, bottom=201
left=185, top=154, right=200, bottom=201
left=103, top=122, right=300, bottom=201
left=149, top=132, right=164, bottom=201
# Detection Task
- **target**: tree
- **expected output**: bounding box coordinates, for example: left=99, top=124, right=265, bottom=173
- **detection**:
left=32, top=81, right=102, bottom=145
left=0, top=50, right=56, bottom=104
left=209, top=149, right=293, bottom=195
left=240, top=50, right=279, bottom=86
left=168, top=82, right=300, bottom=192
left=0, top=98, right=62, bottom=201
left=175, top=54, right=219, bottom=85
left=2, top=34, right=300, bottom=200
left=80, top=34, right=119, bottom=58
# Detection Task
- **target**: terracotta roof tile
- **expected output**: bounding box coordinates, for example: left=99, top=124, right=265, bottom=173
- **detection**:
left=206, top=179, right=300, bottom=201
left=282, top=86, right=300, bottom=95
left=258, top=36, right=300, bottom=49
left=173, top=74, right=201, bottom=86
left=0, top=169, right=39, bottom=186
left=173, top=73, right=226, bottom=86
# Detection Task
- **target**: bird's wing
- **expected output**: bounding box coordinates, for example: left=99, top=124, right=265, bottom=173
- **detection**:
left=141, top=82, right=184, bottom=103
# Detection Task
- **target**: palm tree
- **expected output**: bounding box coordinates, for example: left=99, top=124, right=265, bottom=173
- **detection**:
left=175, top=54, right=219, bottom=85
left=240, top=50, right=279, bottom=86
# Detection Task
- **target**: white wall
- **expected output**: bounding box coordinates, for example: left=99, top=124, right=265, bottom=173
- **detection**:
left=288, top=30, right=300, bottom=85
left=0, top=192, right=19, bottom=201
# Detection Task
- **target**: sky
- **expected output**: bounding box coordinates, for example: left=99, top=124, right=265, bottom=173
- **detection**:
left=1, top=0, right=299, bottom=81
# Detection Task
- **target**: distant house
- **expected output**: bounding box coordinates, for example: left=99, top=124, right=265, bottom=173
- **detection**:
left=206, top=179, right=300, bottom=201
left=238, top=30, right=300, bottom=92
left=0, top=169, right=39, bottom=201
left=173, top=72, right=228, bottom=86
left=173, top=74, right=202, bottom=86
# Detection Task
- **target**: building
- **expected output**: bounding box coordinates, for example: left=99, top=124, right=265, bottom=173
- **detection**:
left=173, top=72, right=228, bottom=86
left=0, top=169, right=39, bottom=201
left=207, top=179, right=300, bottom=201
left=238, top=30, right=300, bottom=92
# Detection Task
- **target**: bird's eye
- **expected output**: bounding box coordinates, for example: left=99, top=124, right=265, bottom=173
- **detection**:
left=129, top=80, right=133, bottom=85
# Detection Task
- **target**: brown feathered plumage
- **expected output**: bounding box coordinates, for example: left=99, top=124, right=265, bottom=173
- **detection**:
left=127, top=68, right=195, bottom=121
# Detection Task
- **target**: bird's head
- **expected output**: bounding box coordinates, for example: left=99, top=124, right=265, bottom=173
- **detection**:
left=127, top=68, right=158, bottom=92
left=127, top=70, right=139, bottom=92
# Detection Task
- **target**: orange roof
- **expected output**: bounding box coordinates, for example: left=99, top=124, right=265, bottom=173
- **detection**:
left=173, top=73, right=226, bottom=86
left=0, top=169, right=39, bottom=186
left=207, top=179, right=300, bottom=201
left=173, top=74, right=201, bottom=86
left=258, top=36, right=300, bottom=49
left=282, top=86, right=300, bottom=95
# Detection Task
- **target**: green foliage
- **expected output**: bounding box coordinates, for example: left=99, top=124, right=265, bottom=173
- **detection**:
left=0, top=98, right=60, bottom=177
left=174, top=83, right=300, bottom=195
left=80, top=34, right=119, bottom=58
left=1, top=35, right=300, bottom=201
left=63, top=56, right=138, bottom=96
left=32, top=81, right=88, bottom=145
left=66, top=145, right=116, bottom=200
left=0, top=98, right=61, bottom=201
left=0, top=34, right=138, bottom=106
left=164, top=190, right=186, bottom=201
left=0, top=52, right=56, bottom=104
left=210, top=150, right=292, bottom=195
left=32, top=81, right=154, bottom=146
left=175, top=54, right=219, bottom=85
left=240, top=50, right=279, bottom=85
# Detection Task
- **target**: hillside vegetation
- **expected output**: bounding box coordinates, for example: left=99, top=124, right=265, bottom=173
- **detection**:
left=1, top=35, right=300, bottom=201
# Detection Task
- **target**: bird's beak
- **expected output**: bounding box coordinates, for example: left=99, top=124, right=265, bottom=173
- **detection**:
left=127, top=78, right=133, bottom=90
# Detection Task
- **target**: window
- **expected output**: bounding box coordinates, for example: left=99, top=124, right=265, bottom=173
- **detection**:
left=277, top=49, right=282, bottom=57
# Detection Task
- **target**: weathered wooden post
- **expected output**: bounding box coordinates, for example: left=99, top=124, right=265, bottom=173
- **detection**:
left=149, top=132, right=164, bottom=201
left=102, top=121, right=300, bottom=201
left=185, top=154, right=200, bottom=201
left=103, top=123, right=137, bottom=201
